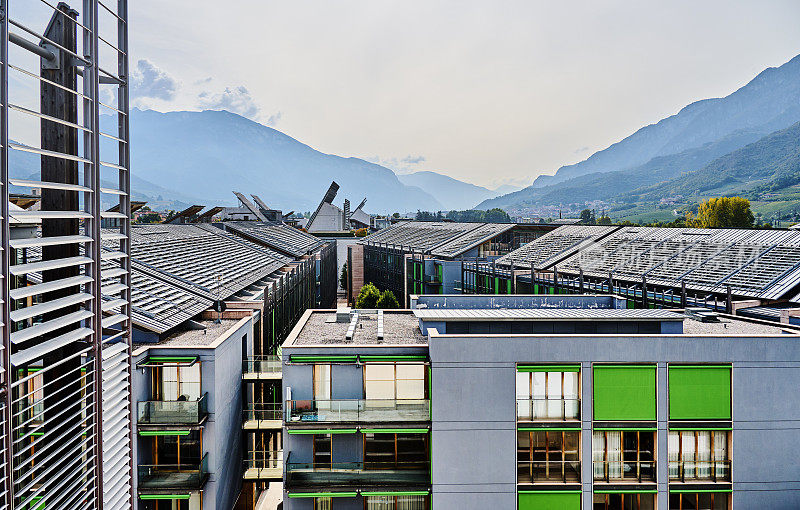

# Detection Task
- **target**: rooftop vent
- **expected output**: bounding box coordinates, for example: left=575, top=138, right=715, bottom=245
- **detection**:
left=685, top=307, right=720, bottom=323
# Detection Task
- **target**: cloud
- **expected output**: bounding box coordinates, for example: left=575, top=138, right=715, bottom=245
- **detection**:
left=573, top=146, right=590, bottom=155
left=193, top=77, right=213, bottom=85
left=130, top=59, right=178, bottom=102
left=198, top=86, right=262, bottom=121
left=266, top=111, right=283, bottom=126
left=401, top=155, right=426, bottom=165
left=365, top=154, right=427, bottom=174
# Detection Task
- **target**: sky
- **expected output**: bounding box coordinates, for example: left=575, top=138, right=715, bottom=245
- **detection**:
left=120, top=1, right=800, bottom=188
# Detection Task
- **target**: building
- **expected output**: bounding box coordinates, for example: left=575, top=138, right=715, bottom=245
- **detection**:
left=280, top=294, right=800, bottom=509
left=352, top=221, right=557, bottom=306
left=462, top=225, right=800, bottom=321
left=0, top=2, right=134, bottom=509
left=306, top=182, right=375, bottom=234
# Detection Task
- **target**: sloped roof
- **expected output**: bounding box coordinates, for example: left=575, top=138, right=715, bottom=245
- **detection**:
left=360, top=221, right=512, bottom=257
left=224, top=221, right=324, bottom=257
left=496, top=225, right=618, bottom=269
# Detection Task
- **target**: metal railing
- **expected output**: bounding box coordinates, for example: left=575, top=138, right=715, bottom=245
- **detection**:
left=243, top=403, right=282, bottom=422
left=287, top=399, right=430, bottom=423
left=668, top=460, right=731, bottom=482
left=593, top=460, right=656, bottom=483
left=516, top=398, right=580, bottom=421
left=243, top=356, right=282, bottom=374
left=137, top=453, right=209, bottom=489
left=286, top=459, right=430, bottom=487
left=137, top=392, right=208, bottom=425
left=517, top=460, right=581, bottom=484
left=244, top=449, right=283, bottom=470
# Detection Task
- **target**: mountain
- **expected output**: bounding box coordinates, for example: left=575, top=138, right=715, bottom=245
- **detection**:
left=124, top=109, right=442, bottom=213
left=492, top=183, right=525, bottom=195
left=480, top=53, right=800, bottom=211
left=625, top=121, right=800, bottom=203
left=397, top=171, right=500, bottom=210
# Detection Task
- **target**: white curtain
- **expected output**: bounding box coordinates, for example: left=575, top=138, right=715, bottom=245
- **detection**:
left=546, top=372, right=563, bottom=418
left=696, top=431, right=711, bottom=478
left=714, top=431, right=728, bottom=478
left=397, top=496, right=426, bottom=510
left=563, top=372, right=579, bottom=419
left=366, top=496, right=394, bottom=510
left=606, top=431, right=622, bottom=479
left=681, top=431, right=696, bottom=478
left=532, top=372, right=546, bottom=418
left=516, top=372, right=530, bottom=420
left=180, top=363, right=201, bottom=400
left=668, top=431, right=680, bottom=479
left=314, top=365, right=332, bottom=411
left=592, top=432, right=605, bottom=479
left=315, top=497, right=333, bottom=510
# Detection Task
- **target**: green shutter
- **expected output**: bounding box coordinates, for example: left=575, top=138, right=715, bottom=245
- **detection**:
left=287, top=429, right=358, bottom=435
left=289, top=355, right=357, bottom=363
left=593, top=365, right=656, bottom=421
left=669, top=366, right=731, bottom=420
left=518, top=491, right=581, bottom=510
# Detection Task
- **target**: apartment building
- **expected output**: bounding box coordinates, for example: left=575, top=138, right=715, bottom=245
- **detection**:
left=280, top=295, right=800, bottom=509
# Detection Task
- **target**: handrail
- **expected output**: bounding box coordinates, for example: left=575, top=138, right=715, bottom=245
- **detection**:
left=287, top=399, right=430, bottom=423
left=593, top=459, right=657, bottom=483
left=137, top=392, right=208, bottom=424
left=517, top=460, right=581, bottom=483
left=668, top=460, right=731, bottom=482
left=516, top=398, right=580, bottom=421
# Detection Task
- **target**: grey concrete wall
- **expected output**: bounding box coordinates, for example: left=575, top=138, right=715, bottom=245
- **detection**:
left=429, top=333, right=800, bottom=510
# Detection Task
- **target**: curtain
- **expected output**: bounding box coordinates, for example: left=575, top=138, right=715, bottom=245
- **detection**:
left=681, top=431, right=695, bottom=478
left=315, top=497, right=333, bottom=510
left=179, top=363, right=201, bottom=400
left=532, top=372, right=546, bottom=418
left=592, top=431, right=605, bottom=479
left=366, top=496, right=394, bottom=510
left=696, top=431, right=711, bottom=478
left=162, top=366, right=178, bottom=400
left=668, top=431, right=680, bottom=479
left=606, top=431, right=622, bottom=479
left=563, top=372, right=579, bottom=419
left=397, top=496, right=426, bottom=510
left=516, top=372, right=531, bottom=420
left=714, top=431, right=728, bottom=479
left=314, top=364, right=332, bottom=411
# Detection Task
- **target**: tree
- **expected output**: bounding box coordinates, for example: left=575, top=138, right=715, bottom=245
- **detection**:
left=597, top=214, right=612, bottom=225
left=339, top=263, right=348, bottom=290
left=356, top=283, right=381, bottom=308
left=686, top=197, right=754, bottom=228
left=376, top=289, right=400, bottom=309
left=353, top=228, right=369, bottom=237
left=579, top=209, right=594, bottom=224
left=392, top=212, right=400, bottom=219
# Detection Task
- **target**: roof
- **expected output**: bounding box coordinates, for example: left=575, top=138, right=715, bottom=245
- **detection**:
left=360, top=221, right=512, bottom=257
left=496, top=225, right=618, bottom=269
left=224, top=221, right=324, bottom=257
left=413, top=308, right=684, bottom=322
left=289, top=310, right=425, bottom=346
left=537, top=226, right=800, bottom=301
left=307, top=181, right=340, bottom=230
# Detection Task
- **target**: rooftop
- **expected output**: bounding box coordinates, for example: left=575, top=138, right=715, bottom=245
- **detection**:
left=289, top=310, right=426, bottom=346
left=360, top=221, right=513, bottom=257
left=413, top=308, right=684, bottom=322
left=134, top=318, right=243, bottom=352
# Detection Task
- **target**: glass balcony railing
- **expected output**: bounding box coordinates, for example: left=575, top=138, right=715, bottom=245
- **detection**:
left=244, top=449, right=283, bottom=470
left=517, top=460, right=581, bottom=484
left=286, top=458, right=430, bottom=487
left=138, top=453, right=209, bottom=489
left=593, top=460, right=657, bottom=483
left=137, top=393, right=208, bottom=425
left=669, top=460, right=731, bottom=482
left=287, top=399, right=430, bottom=423
left=243, top=356, right=282, bottom=375
left=243, top=403, right=282, bottom=422
left=516, top=398, right=580, bottom=421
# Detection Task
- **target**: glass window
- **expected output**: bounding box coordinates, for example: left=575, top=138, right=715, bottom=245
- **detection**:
left=153, top=430, right=202, bottom=466
left=517, top=430, right=580, bottom=483
left=669, top=430, right=729, bottom=481
left=516, top=370, right=580, bottom=420
left=365, top=363, right=426, bottom=401
left=593, top=430, right=656, bottom=482
left=365, top=495, right=428, bottom=510
left=314, top=364, right=332, bottom=400
left=668, top=492, right=729, bottom=510
left=158, top=364, right=201, bottom=401
left=594, top=493, right=655, bottom=510
left=364, top=433, right=429, bottom=469
left=313, top=434, right=332, bottom=468
left=314, top=497, right=332, bottom=510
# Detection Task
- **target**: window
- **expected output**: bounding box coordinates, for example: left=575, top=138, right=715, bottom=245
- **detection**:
left=153, top=430, right=202, bottom=466
left=364, top=364, right=426, bottom=401
left=365, top=495, right=428, bottom=510
left=313, top=434, right=332, bottom=469
left=517, top=430, right=580, bottom=483
left=157, top=363, right=201, bottom=401
left=314, top=364, right=332, bottom=410
left=593, top=493, right=655, bottom=510
left=593, top=430, right=655, bottom=482
left=668, top=430, right=729, bottom=481
left=668, top=492, right=729, bottom=510
left=314, top=498, right=332, bottom=510
left=364, top=433, right=428, bottom=470
left=516, top=368, right=579, bottom=420
left=593, top=365, right=656, bottom=421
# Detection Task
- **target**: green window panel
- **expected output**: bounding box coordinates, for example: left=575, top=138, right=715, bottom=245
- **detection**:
left=669, top=365, right=731, bottom=420
left=593, top=365, right=656, bottom=421
left=518, top=491, right=581, bottom=510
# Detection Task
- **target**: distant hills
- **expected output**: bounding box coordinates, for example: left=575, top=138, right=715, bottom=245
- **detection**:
left=124, top=108, right=446, bottom=214
left=479, top=53, right=800, bottom=220
left=397, top=171, right=513, bottom=210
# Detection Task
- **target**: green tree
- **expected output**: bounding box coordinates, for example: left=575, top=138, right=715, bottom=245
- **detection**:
left=579, top=209, right=594, bottom=224
left=339, top=262, right=348, bottom=290
left=686, top=197, right=754, bottom=228
left=356, top=283, right=381, bottom=308
left=597, top=214, right=612, bottom=225
left=376, top=289, right=400, bottom=309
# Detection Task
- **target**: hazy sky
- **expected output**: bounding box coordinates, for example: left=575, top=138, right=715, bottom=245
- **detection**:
left=126, top=0, right=800, bottom=188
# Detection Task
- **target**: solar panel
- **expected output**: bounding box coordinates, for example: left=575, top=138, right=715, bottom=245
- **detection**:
left=430, top=223, right=514, bottom=258
left=495, top=226, right=618, bottom=269
left=225, top=221, right=324, bottom=257
left=360, top=221, right=486, bottom=253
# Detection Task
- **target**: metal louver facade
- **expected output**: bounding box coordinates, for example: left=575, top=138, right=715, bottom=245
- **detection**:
left=0, top=0, right=133, bottom=509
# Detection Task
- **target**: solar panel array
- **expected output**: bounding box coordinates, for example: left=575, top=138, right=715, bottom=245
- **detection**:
left=496, top=226, right=618, bottom=269
left=225, top=221, right=325, bottom=257
left=430, top=223, right=514, bottom=258
left=531, top=226, right=800, bottom=300
left=361, top=221, right=511, bottom=257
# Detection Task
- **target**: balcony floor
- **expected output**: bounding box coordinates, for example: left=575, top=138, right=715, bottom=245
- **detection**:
left=243, top=373, right=282, bottom=381
left=244, top=419, right=282, bottom=430
left=244, top=466, right=283, bottom=480
left=289, top=408, right=429, bottom=424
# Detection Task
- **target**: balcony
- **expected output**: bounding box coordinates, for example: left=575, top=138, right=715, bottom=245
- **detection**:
left=243, top=450, right=283, bottom=480
left=137, top=393, right=208, bottom=426
left=287, top=399, right=430, bottom=424
left=669, top=460, right=731, bottom=482
left=516, top=398, right=580, bottom=422
left=517, top=460, right=581, bottom=484
left=593, top=460, right=656, bottom=483
left=243, top=356, right=282, bottom=380
left=243, top=404, right=282, bottom=430
left=286, top=456, right=430, bottom=487
left=137, top=454, right=209, bottom=490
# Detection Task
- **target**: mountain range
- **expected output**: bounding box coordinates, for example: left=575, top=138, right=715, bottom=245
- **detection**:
left=397, top=171, right=520, bottom=210
left=478, top=53, right=800, bottom=221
